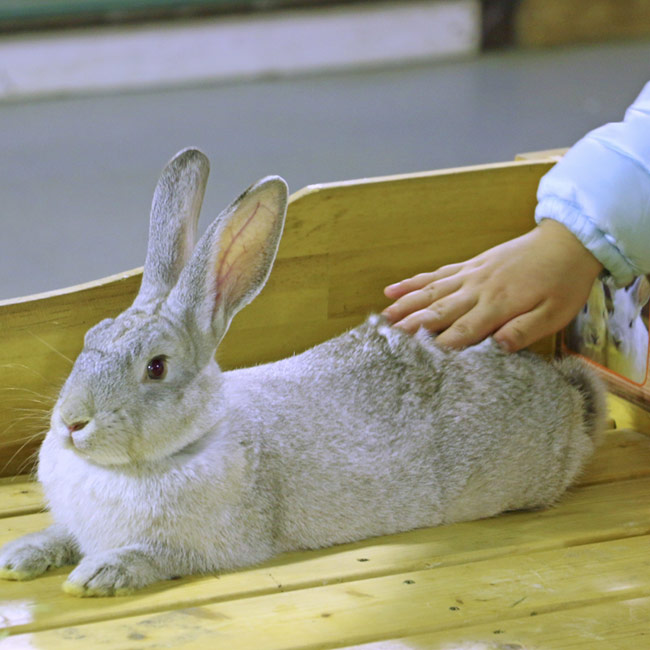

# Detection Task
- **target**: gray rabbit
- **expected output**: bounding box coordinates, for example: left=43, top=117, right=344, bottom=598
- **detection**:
left=0, top=149, right=605, bottom=596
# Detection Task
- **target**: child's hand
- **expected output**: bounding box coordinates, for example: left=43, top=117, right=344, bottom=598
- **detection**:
left=382, top=219, right=603, bottom=352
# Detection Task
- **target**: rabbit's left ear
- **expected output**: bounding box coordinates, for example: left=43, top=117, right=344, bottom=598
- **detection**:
left=632, top=276, right=650, bottom=310
left=168, top=176, right=288, bottom=347
left=134, top=148, right=210, bottom=309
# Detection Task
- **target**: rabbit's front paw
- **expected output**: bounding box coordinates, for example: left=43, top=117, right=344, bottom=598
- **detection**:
left=0, top=527, right=76, bottom=581
left=0, top=538, right=55, bottom=580
left=63, top=547, right=162, bottom=597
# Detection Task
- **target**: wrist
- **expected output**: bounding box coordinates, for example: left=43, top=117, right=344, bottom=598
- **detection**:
left=535, top=218, right=604, bottom=278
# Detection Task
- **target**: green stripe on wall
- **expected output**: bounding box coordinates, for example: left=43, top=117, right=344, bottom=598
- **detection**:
left=0, top=0, right=253, bottom=20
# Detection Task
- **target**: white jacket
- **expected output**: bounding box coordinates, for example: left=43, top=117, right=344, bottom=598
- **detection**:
left=535, top=81, right=650, bottom=287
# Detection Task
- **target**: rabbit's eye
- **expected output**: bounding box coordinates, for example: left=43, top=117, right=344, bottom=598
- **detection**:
left=146, top=356, right=167, bottom=380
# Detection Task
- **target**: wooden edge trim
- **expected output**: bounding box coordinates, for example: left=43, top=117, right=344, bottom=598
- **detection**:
left=0, top=267, right=143, bottom=309
left=515, top=148, right=568, bottom=162
left=290, top=158, right=554, bottom=201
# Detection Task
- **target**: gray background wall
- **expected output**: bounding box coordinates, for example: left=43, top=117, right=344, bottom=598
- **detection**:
left=1, top=38, right=649, bottom=299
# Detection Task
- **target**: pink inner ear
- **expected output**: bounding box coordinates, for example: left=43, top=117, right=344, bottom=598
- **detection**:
left=212, top=200, right=274, bottom=314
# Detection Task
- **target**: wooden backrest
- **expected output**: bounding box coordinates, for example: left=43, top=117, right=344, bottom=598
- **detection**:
left=0, top=159, right=554, bottom=477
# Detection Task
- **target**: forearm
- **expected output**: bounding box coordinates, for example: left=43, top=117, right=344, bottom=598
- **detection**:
left=535, top=81, right=650, bottom=287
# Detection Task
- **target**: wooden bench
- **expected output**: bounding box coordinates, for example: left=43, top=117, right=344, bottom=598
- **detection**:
left=1, top=153, right=650, bottom=649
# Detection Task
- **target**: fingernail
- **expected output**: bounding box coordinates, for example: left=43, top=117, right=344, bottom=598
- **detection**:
left=494, top=337, right=513, bottom=353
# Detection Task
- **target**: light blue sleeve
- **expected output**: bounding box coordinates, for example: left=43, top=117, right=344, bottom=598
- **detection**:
left=535, top=81, right=650, bottom=287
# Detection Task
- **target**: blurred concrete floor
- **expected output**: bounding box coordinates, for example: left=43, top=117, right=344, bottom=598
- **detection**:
left=1, top=38, right=649, bottom=299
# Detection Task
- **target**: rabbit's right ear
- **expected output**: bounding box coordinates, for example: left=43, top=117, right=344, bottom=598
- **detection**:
left=133, top=148, right=210, bottom=309
left=167, top=176, right=288, bottom=349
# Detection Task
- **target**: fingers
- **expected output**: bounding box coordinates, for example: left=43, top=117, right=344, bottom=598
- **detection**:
left=382, top=268, right=545, bottom=350
left=492, top=299, right=576, bottom=352
left=381, top=221, right=602, bottom=352
left=383, top=275, right=462, bottom=325
left=434, top=302, right=509, bottom=349
left=395, top=297, right=572, bottom=353
left=389, top=291, right=477, bottom=336
left=383, top=265, right=462, bottom=299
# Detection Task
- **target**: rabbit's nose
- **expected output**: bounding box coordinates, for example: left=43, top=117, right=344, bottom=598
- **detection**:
left=67, top=420, right=89, bottom=433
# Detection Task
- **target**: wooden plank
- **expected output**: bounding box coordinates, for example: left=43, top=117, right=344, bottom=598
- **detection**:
left=0, top=478, right=43, bottom=519
left=0, top=159, right=555, bottom=477
left=342, top=596, right=650, bottom=649
left=3, top=535, right=650, bottom=649
left=0, top=512, right=51, bottom=547
left=2, top=475, right=650, bottom=635
left=608, top=393, right=650, bottom=437
left=579, top=429, right=650, bottom=484
left=217, top=316, right=361, bottom=370
left=298, top=161, right=549, bottom=255
left=515, top=0, right=650, bottom=47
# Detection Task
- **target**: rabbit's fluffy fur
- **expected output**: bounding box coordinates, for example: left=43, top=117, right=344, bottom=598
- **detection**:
left=0, top=149, right=606, bottom=597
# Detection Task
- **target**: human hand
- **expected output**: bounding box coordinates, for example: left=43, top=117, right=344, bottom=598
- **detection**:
left=382, top=219, right=603, bottom=352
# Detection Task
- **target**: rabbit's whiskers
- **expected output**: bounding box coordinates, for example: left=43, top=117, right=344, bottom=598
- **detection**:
left=0, top=428, right=46, bottom=477
left=25, top=331, right=74, bottom=366
left=0, top=362, right=63, bottom=387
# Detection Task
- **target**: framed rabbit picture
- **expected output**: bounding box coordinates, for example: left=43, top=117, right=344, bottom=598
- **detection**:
left=563, top=275, right=650, bottom=409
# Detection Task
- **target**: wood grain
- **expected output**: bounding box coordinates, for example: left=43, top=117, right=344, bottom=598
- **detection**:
left=3, top=535, right=650, bottom=648
left=343, top=596, right=650, bottom=649
left=2, top=444, right=650, bottom=635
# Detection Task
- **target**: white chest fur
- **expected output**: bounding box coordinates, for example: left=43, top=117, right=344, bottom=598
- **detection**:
left=36, top=431, right=265, bottom=572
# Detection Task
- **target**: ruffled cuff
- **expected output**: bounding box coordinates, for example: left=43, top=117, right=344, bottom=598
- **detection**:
left=535, top=197, right=636, bottom=288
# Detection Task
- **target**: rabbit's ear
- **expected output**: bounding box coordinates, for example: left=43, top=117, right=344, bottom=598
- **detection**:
left=633, top=276, right=650, bottom=310
left=168, top=176, right=288, bottom=346
left=134, top=148, right=210, bottom=309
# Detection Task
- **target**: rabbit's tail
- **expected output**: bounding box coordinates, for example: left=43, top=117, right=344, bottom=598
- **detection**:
left=554, top=356, right=607, bottom=440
